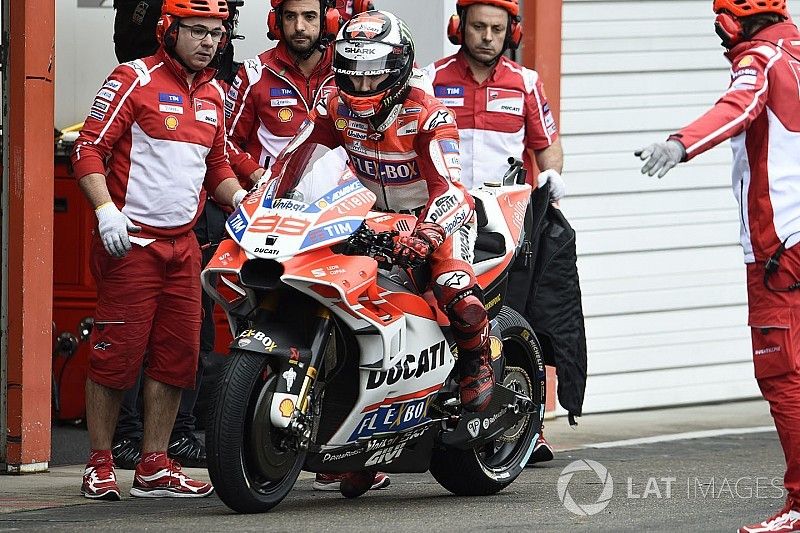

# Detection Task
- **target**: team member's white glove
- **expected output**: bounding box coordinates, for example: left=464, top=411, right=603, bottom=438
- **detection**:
left=635, top=139, right=686, bottom=178
left=95, top=202, right=141, bottom=258
left=538, top=169, right=566, bottom=203
left=232, top=189, right=247, bottom=208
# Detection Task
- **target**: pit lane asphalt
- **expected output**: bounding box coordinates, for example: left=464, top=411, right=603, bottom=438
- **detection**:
left=0, top=426, right=785, bottom=532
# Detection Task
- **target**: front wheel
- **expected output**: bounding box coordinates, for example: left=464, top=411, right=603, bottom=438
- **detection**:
left=206, top=350, right=306, bottom=513
left=429, top=306, right=546, bottom=496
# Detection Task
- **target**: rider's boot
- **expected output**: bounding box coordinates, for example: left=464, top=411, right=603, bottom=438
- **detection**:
left=339, top=470, right=380, bottom=499
left=457, top=344, right=495, bottom=413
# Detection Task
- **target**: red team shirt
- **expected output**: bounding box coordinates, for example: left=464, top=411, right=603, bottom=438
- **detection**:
left=423, top=51, right=558, bottom=189
left=72, top=48, right=232, bottom=238
left=670, top=22, right=800, bottom=263
left=225, top=43, right=336, bottom=179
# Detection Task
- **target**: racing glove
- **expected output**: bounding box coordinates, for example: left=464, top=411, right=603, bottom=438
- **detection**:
left=393, top=222, right=446, bottom=266
left=95, top=202, right=141, bottom=258
left=635, top=139, right=686, bottom=178
left=538, top=169, right=566, bottom=203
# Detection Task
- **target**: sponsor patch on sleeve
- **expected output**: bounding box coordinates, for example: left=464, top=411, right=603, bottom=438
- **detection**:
left=89, top=108, right=106, bottom=121
left=423, top=109, right=454, bottom=130
left=96, top=88, right=116, bottom=102
left=102, top=79, right=122, bottom=91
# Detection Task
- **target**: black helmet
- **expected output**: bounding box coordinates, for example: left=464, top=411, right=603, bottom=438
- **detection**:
left=332, top=10, right=414, bottom=118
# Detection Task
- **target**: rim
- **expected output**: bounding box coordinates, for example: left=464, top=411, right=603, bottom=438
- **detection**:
left=475, top=334, right=543, bottom=474
left=242, top=368, right=300, bottom=495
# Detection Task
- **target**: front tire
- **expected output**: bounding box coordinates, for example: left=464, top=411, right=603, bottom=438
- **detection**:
left=206, top=350, right=305, bottom=513
left=429, top=306, right=546, bottom=496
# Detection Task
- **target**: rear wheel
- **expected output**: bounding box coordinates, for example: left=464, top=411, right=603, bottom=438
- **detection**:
left=429, top=306, right=546, bottom=496
left=206, top=350, right=305, bottom=513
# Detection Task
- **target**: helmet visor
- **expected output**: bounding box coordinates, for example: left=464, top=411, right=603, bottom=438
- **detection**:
left=333, top=41, right=405, bottom=76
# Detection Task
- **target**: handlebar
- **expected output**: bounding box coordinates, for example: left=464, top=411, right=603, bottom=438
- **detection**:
left=342, top=223, right=427, bottom=269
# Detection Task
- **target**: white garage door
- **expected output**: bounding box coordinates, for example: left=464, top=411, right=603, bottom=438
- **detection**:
left=559, top=0, right=767, bottom=413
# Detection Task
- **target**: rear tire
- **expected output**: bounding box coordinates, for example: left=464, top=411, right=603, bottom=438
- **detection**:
left=206, top=350, right=305, bottom=513
left=429, top=306, right=545, bottom=496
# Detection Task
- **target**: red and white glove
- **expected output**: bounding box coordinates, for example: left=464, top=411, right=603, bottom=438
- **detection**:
left=393, top=222, right=446, bottom=265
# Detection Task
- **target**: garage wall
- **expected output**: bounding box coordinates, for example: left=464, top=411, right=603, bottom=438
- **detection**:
left=558, top=0, right=768, bottom=413
left=56, top=0, right=456, bottom=127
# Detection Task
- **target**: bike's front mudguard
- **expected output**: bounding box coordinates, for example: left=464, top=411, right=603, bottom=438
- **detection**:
left=230, top=307, right=333, bottom=429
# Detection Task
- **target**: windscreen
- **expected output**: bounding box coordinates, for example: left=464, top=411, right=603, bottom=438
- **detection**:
left=272, top=143, right=353, bottom=204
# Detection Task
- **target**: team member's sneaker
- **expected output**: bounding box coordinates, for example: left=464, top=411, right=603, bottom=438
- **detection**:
left=529, top=434, right=555, bottom=464
left=168, top=433, right=206, bottom=468
left=111, top=437, right=141, bottom=470
left=81, top=456, right=121, bottom=501
left=739, top=499, right=800, bottom=532
left=313, top=472, right=390, bottom=492
left=130, top=454, right=213, bottom=498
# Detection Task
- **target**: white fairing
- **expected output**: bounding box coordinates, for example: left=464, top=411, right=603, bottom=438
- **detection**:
left=329, top=315, right=455, bottom=445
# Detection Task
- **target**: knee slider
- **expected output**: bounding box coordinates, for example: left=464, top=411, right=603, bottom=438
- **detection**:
left=448, top=292, right=487, bottom=333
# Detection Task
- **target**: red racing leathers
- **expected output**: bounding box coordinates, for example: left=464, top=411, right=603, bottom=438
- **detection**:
left=72, top=48, right=234, bottom=389
left=281, top=70, right=490, bottom=366
left=668, top=22, right=800, bottom=504
left=225, top=42, right=336, bottom=180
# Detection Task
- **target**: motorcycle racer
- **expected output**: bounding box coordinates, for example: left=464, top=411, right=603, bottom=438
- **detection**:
left=276, top=10, right=496, bottom=419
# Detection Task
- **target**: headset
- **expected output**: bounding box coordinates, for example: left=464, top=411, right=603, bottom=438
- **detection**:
left=446, top=8, right=522, bottom=50
left=714, top=12, right=746, bottom=48
left=267, top=0, right=341, bottom=46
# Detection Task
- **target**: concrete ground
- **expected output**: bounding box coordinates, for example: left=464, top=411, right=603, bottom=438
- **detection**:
left=0, top=399, right=786, bottom=532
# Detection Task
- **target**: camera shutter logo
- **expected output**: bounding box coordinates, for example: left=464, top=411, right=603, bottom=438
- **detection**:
left=557, top=459, right=613, bottom=516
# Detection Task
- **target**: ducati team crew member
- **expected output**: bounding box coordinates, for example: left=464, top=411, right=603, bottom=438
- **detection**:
left=72, top=0, right=247, bottom=501
left=636, top=1, right=800, bottom=531
left=422, top=0, right=564, bottom=195
left=423, top=0, right=563, bottom=464
left=278, top=9, right=496, bottom=460
left=226, top=0, right=371, bottom=185
left=225, top=0, right=390, bottom=493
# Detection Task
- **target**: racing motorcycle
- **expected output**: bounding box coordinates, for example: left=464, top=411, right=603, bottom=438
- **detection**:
left=202, top=144, right=546, bottom=514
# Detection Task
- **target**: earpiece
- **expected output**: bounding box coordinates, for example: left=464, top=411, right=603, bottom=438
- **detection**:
left=158, top=14, right=179, bottom=48
left=446, top=11, right=522, bottom=49
left=267, top=9, right=281, bottom=40
left=447, top=14, right=461, bottom=45
left=715, top=12, right=744, bottom=47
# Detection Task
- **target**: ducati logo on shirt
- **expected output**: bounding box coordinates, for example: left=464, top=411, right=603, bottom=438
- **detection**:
left=194, top=99, right=217, bottom=126
left=486, top=88, right=523, bottom=115
left=397, top=116, right=418, bottom=136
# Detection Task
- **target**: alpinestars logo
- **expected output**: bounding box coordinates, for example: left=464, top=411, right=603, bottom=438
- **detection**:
left=94, top=341, right=112, bottom=351
left=436, top=271, right=471, bottom=289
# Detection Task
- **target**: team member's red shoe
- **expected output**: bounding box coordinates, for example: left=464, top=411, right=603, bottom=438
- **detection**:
left=130, top=454, right=213, bottom=498
left=313, top=472, right=390, bottom=492
left=81, top=461, right=121, bottom=501
left=738, top=499, right=800, bottom=532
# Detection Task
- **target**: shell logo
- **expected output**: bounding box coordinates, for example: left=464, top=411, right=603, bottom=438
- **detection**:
left=279, top=398, right=294, bottom=417
left=278, top=108, right=293, bottom=122
left=489, top=336, right=503, bottom=361
left=335, top=118, right=347, bottom=130
left=738, top=55, right=754, bottom=68
left=164, top=115, right=179, bottom=130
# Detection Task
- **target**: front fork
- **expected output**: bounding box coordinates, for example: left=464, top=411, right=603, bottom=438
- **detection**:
left=269, top=308, right=334, bottom=449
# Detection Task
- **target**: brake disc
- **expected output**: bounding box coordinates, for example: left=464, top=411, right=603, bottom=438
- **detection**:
left=500, top=365, right=532, bottom=443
